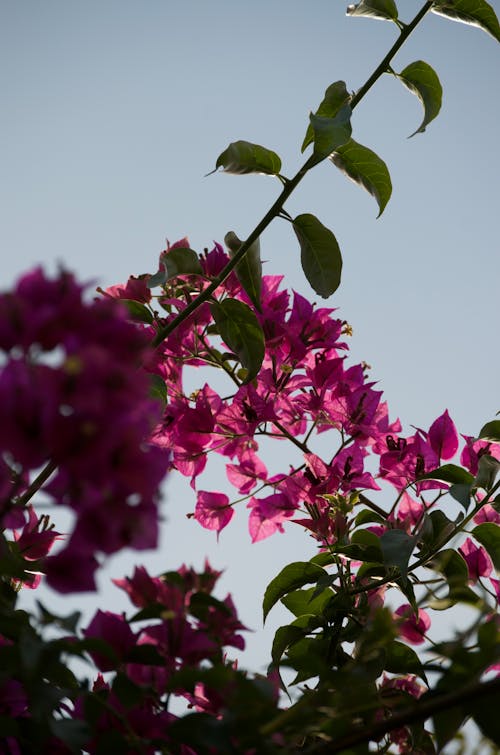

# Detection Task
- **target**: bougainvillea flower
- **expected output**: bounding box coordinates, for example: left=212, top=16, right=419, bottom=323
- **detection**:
left=459, top=537, right=493, bottom=582
left=394, top=604, right=431, bottom=645
left=428, top=409, right=459, bottom=461
left=195, top=491, right=234, bottom=535
left=83, top=610, right=137, bottom=672
left=247, top=492, right=297, bottom=542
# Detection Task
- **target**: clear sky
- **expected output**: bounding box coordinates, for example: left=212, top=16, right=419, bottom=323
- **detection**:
left=2, top=0, right=499, bottom=674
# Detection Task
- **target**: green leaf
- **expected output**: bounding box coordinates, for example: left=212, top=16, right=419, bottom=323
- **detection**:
left=472, top=692, right=500, bottom=746
left=224, top=231, right=262, bottom=312
left=431, top=0, right=500, bottom=42
left=380, top=529, right=416, bottom=585
left=478, top=420, right=500, bottom=442
left=351, top=528, right=383, bottom=551
left=263, top=561, right=327, bottom=623
left=210, top=298, right=265, bottom=383
left=433, top=704, right=467, bottom=752
left=211, top=140, right=282, bottom=176
left=449, top=483, right=472, bottom=511
left=385, top=640, right=428, bottom=682
left=161, top=247, right=203, bottom=279
left=355, top=509, right=387, bottom=526
left=474, top=453, right=500, bottom=491
left=426, top=510, right=457, bottom=550
left=281, top=587, right=332, bottom=618
left=418, top=464, right=474, bottom=485
left=426, top=548, right=481, bottom=608
left=308, top=105, right=352, bottom=165
left=346, top=0, right=399, bottom=22
left=272, top=615, right=321, bottom=667
left=395, top=60, right=443, bottom=136
left=330, top=139, right=392, bottom=217
left=147, top=268, right=167, bottom=288
left=148, top=373, right=168, bottom=405
left=112, top=672, right=144, bottom=708
left=302, top=81, right=351, bottom=152
left=292, top=213, right=342, bottom=298
left=120, top=299, right=154, bottom=324
left=50, top=719, right=90, bottom=751
left=472, top=522, right=500, bottom=570
left=286, top=635, right=332, bottom=683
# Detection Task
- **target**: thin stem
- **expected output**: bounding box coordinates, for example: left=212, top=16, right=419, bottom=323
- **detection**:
left=349, top=2, right=433, bottom=110
left=14, top=460, right=58, bottom=509
left=152, top=1, right=433, bottom=349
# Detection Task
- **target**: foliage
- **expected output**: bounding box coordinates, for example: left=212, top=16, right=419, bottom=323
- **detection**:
left=0, top=1, right=499, bottom=753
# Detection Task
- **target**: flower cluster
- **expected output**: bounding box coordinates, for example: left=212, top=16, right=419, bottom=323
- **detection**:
left=0, top=562, right=252, bottom=754
left=1, top=242, right=500, bottom=753
left=0, top=268, right=169, bottom=591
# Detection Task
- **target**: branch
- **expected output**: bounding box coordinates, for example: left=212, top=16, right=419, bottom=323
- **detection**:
left=306, top=675, right=500, bottom=753
left=151, top=1, right=433, bottom=348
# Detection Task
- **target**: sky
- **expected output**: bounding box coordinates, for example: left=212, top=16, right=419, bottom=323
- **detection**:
left=2, top=0, right=500, bottom=681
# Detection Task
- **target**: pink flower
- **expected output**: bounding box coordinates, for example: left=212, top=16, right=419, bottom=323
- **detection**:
left=394, top=604, right=431, bottom=645
left=459, top=537, right=493, bottom=582
left=247, top=493, right=297, bottom=542
left=14, top=506, right=61, bottom=561
left=83, top=610, right=136, bottom=672
left=195, top=491, right=234, bottom=535
left=428, top=409, right=459, bottom=461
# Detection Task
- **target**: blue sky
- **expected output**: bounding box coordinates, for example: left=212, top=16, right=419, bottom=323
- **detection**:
left=2, top=1, right=499, bottom=673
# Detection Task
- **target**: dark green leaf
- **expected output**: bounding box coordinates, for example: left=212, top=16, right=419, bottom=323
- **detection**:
left=385, top=640, right=428, bottom=682
left=302, top=81, right=351, bottom=152
left=263, top=561, right=327, bottom=623
left=428, top=548, right=468, bottom=584
left=310, top=551, right=336, bottom=567
left=120, top=299, right=154, bottom=324
left=335, top=543, right=384, bottom=563
left=147, top=267, right=168, bottom=288
left=380, top=529, right=416, bottom=584
left=308, top=105, right=352, bottom=165
left=35, top=601, right=81, bottom=633
left=330, top=139, right=392, bottom=217
left=286, top=636, right=332, bottom=683
left=474, top=453, right=500, bottom=490
left=272, top=615, right=321, bottom=667
left=148, top=374, right=168, bottom=405
left=346, top=0, right=399, bottom=22
left=419, top=510, right=457, bottom=552
left=449, top=483, right=472, bottom=511
left=168, top=712, right=233, bottom=752
left=395, top=60, right=443, bottom=136
left=50, top=719, right=90, bottom=751
left=293, top=213, right=342, bottom=298
left=351, top=528, right=383, bottom=552
left=211, top=140, right=282, bottom=176
left=210, top=298, right=265, bottom=383
left=433, top=704, right=467, bottom=752
left=472, top=522, right=500, bottom=570
left=354, top=508, right=387, bottom=526
left=161, top=247, right=203, bottom=280
left=472, top=689, right=500, bottom=746
left=225, top=231, right=262, bottom=312
left=478, top=420, right=500, bottom=441
left=339, top=530, right=384, bottom=563
left=418, top=464, right=474, bottom=485
left=399, top=574, right=418, bottom=614
left=432, top=0, right=500, bottom=42
left=127, top=643, right=165, bottom=665
left=112, top=672, right=144, bottom=708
